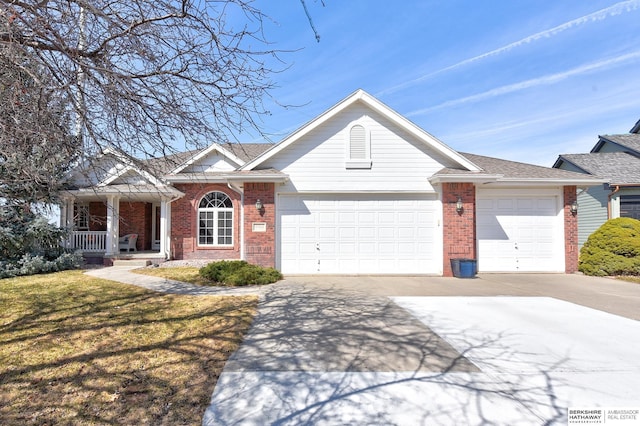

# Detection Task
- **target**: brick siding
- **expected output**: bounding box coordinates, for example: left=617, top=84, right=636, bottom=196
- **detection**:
left=119, top=202, right=151, bottom=251
left=564, top=185, right=579, bottom=273
left=442, top=182, right=476, bottom=277
left=243, top=183, right=276, bottom=268
left=171, top=183, right=241, bottom=261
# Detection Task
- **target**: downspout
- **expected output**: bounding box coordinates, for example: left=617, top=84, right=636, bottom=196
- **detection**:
left=227, top=182, right=245, bottom=261
left=608, top=185, right=620, bottom=219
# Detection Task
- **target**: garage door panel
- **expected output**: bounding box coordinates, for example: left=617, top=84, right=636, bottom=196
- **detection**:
left=278, top=194, right=439, bottom=274
left=378, top=227, right=395, bottom=238
left=299, top=227, right=315, bottom=238
left=477, top=191, right=563, bottom=272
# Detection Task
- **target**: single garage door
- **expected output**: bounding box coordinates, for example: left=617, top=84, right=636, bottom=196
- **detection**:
left=278, top=193, right=440, bottom=274
left=476, top=190, right=564, bottom=272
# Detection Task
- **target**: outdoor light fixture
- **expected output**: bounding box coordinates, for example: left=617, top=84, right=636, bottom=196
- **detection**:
left=255, top=199, right=263, bottom=212
left=570, top=200, right=578, bottom=214
left=456, top=197, right=463, bottom=213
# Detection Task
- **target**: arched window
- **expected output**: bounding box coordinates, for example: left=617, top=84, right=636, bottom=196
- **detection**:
left=198, top=191, right=233, bottom=246
left=346, top=124, right=372, bottom=169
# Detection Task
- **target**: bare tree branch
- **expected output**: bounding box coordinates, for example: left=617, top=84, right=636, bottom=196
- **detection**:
left=0, top=0, right=283, bottom=166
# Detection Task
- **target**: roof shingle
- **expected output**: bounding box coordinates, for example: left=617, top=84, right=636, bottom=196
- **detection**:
left=557, top=152, right=640, bottom=185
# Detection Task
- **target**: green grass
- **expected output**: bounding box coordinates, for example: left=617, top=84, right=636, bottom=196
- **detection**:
left=0, top=270, right=257, bottom=425
left=133, top=266, right=209, bottom=286
left=617, top=276, right=640, bottom=284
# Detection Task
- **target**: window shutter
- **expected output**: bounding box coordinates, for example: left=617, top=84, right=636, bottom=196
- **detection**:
left=350, top=125, right=366, bottom=159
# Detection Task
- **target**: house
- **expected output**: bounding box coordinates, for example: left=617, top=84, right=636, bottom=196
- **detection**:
left=61, top=90, right=603, bottom=276
left=553, top=123, right=640, bottom=248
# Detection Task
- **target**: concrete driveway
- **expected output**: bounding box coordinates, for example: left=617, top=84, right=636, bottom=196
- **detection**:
left=203, top=274, right=640, bottom=425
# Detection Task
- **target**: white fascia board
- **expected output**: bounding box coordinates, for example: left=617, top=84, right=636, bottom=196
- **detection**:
left=225, top=175, right=290, bottom=184
left=99, top=164, right=133, bottom=186
left=166, top=173, right=289, bottom=184
left=429, top=174, right=503, bottom=184
left=482, top=177, right=608, bottom=187
left=430, top=174, right=607, bottom=187
left=170, top=144, right=244, bottom=175
left=276, top=189, right=438, bottom=194
left=240, top=89, right=481, bottom=172
left=65, top=186, right=185, bottom=199
left=166, top=174, right=229, bottom=183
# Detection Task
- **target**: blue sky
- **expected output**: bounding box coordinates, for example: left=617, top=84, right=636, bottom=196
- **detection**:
left=243, top=0, right=640, bottom=166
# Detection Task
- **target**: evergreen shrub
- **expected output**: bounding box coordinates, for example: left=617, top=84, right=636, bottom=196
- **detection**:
left=199, top=260, right=282, bottom=286
left=579, top=217, right=640, bottom=276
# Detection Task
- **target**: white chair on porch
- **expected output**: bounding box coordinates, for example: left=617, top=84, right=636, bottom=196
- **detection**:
left=118, top=234, right=138, bottom=252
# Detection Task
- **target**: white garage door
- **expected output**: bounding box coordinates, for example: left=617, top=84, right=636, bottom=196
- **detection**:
left=476, top=190, right=564, bottom=272
left=278, top=194, right=440, bottom=274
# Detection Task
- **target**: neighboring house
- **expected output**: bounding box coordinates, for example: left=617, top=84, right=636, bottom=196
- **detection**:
left=553, top=124, right=640, bottom=248
left=62, top=90, right=602, bottom=276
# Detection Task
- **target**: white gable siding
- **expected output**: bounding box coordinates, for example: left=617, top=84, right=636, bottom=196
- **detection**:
left=111, top=169, right=152, bottom=186
left=182, top=152, right=239, bottom=173
left=70, top=155, right=120, bottom=186
left=260, top=103, right=454, bottom=193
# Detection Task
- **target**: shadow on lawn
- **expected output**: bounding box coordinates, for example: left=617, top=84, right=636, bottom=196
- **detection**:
left=0, top=283, right=255, bottom=425
left=204, top=282, right=568, bottom=425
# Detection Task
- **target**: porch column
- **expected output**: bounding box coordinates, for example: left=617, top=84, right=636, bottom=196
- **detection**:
left=60, top=197, right=75, bottom=249
left=62, top=197, right=74, bottom=229
left=159, top=198, right=170, bottom=258
left=105, top=195, right=120, bottom=255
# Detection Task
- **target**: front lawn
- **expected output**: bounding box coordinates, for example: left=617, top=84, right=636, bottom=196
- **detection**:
left=134, top=266, right=207, bottom=286
left=0, top=270, right=257, bottom=425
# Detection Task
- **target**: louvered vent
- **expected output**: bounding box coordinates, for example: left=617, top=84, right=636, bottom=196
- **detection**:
left=350, top=125, right=366, bottom=159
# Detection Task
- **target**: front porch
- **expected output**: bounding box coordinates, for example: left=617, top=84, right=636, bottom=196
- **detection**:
left=69, top=230, right=167, bottom=265
left=60, top=186, right=183, bottom=265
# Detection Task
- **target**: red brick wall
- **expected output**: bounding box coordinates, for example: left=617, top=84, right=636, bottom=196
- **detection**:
left=442, top=182, right=476, bottom=277
left=119, top=202, right=151, bottom=251
left=564, top=185, right=579, bottom=273
left=243, top=183, right=276, bottom=268
left=171, top=183, right=241, bottom=261
left=87, top=202, right=107, bottom=231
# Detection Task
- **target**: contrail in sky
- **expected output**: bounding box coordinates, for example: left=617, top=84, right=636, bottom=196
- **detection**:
left=378, top=0, right=640, bottom=97
left=406, top=50, right=640, bottom=117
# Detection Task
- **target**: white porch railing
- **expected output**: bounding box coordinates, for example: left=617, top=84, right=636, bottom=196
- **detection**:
left=70, top=231, right=108, bottom=252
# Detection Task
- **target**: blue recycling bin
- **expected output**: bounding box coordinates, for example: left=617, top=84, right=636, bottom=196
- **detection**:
left=451, top=258, right=477, bottom=278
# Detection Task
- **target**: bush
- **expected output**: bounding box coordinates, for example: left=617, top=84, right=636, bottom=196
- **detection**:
left=199, top=260, right=282, bottom=286
left=579, top=217, right=640, bottom=276
left=0, top=206, right=82, bottom=279
left=0, top=252, right=83, bottom=279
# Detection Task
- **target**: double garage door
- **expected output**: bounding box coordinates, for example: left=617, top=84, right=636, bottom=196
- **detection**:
left=278, top=194, right=440, bottom=274
left=476, top=189, right=564, bottom=272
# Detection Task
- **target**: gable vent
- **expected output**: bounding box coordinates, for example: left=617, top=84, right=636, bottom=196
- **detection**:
left=350, top=125, right=366, bottom=159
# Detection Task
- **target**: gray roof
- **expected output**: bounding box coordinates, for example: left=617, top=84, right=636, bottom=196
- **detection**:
left=556, top=152, right=640, bottom=185
left=145, top=143, right=272, bottom=175
left=456, top=152, right=595, bottom=180
left=594, top=134, right=640, bottom=154
left=145, top=149, right=202, bottom=175
left=221, top=143, right=273, bottom=163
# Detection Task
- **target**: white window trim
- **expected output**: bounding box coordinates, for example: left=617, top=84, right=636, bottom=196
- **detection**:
left=197, top=192, right=234, bottom=247
left=345, top=123, right=372, bottom=169
left=74, top=203, right=90, bottom=230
